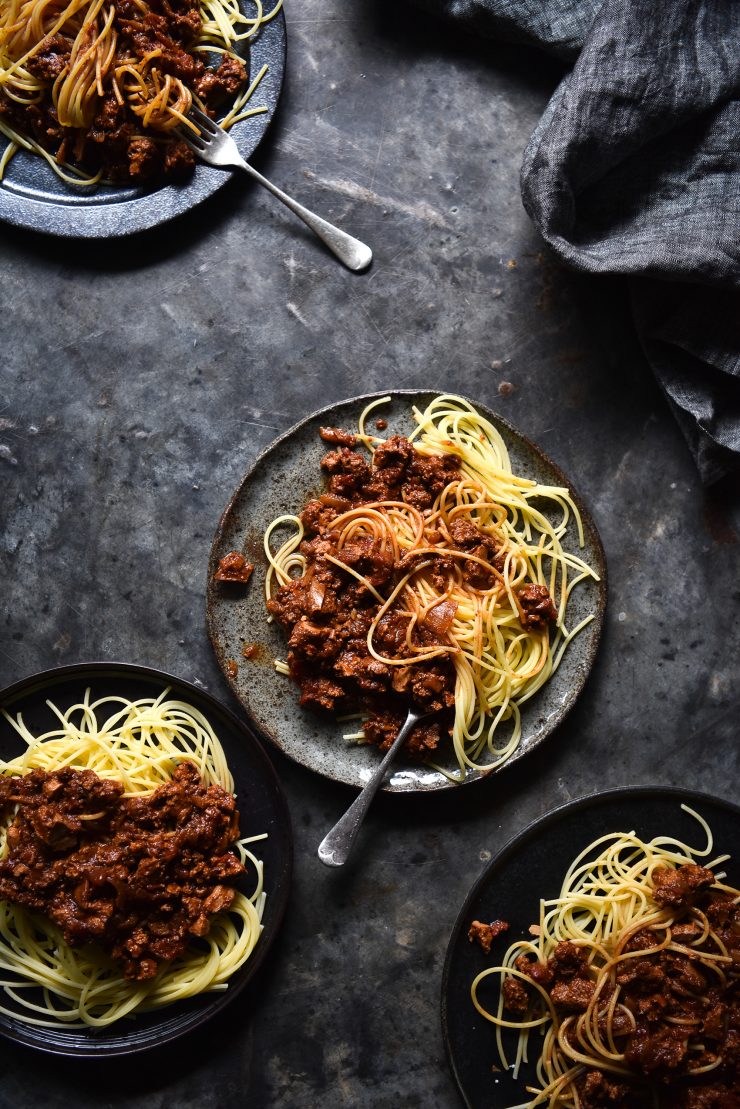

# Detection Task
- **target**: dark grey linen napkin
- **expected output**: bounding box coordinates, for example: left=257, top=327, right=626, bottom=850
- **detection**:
left=410, top=0, right=740, bottom=482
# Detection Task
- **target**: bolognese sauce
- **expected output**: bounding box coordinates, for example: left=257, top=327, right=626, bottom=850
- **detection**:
left=267, top=428, right=559, bottom=757
left=0, top=762, right=245, bottom=980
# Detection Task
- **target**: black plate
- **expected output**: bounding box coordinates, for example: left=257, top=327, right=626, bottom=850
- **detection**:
left=442, top=787, right=740, bottom=1108
left=0, top=661, right=293, bottom=1056
left=206, top=391, right=606, bottom=794
left=0, top=5, right=286, bottom=238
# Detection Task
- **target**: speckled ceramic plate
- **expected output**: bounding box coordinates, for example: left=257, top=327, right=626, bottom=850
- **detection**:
left=206, top=391, right=606, bottom=794
left=0, top=662, right=292, bottom=1057
left=441, top=787, right=740, bottom=1108
left=0, top=4, right=286, bottom=238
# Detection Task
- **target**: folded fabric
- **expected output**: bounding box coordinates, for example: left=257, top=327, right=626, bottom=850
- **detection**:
left=409, top=0, right=740, bottom=482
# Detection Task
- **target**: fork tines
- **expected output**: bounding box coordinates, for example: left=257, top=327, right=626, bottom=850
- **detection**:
left=179, top=105, right=219, bottom=150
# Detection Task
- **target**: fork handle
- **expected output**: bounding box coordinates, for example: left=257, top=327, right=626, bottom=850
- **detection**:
left=317, top=708, right=424, bottom=868
left=233, top=156, right=372, bottom=272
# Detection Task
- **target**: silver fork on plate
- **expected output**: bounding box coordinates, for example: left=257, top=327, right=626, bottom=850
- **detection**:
left=317, top=707, right=433, bottom=868
left=178, top=105, right=372, bottom=272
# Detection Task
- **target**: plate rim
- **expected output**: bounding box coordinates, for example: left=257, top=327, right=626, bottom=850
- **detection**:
left=206, top=389, right=608, bottom=795
left=440, top=784, right=740, bottom=1109
left=0, top=659, right=293, bottom=1057
left=0, top=3, right=287, bottom=239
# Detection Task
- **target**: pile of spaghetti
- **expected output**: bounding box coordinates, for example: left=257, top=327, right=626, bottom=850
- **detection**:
left=264, top=395, right=598, bottom=781
left=0, top=690, right=266, bottom=1027
left=0, top=0, right=282, bottom=184
left=470, top=812, right=740, bottom=1108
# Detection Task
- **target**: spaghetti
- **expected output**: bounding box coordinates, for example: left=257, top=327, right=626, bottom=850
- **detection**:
left=0, top=0, right=282, bottom=185
left=470, top=810, right=740, bottom=1107
left=264, top=395, right=599, bottom=781
left=0, top=689, right=266, bottom=1028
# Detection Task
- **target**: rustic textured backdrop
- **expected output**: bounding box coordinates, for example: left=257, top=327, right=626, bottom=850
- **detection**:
left=1, top=1, right=738, bottom=1105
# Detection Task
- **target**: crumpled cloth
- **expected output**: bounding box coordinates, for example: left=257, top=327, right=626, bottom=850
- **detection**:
left=409, top=0, right=740, bottom=482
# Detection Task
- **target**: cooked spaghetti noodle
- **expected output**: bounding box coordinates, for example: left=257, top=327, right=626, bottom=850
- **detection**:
left=0, top=689, right=266, bottom=1028
left=0, top=0, right=282, bottom=184
left=264, top=395, right=599, bottom=781
left=471, top=809, right=740, bottom=1107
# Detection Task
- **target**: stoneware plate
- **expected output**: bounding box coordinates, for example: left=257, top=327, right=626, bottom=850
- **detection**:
left=0, top=661, right=293, bottom=1056
left=0, top=4, right=286, bottom=238
left=206, top=390, right=607, bottom=794
left=441, top=787, right=740, bottom=1109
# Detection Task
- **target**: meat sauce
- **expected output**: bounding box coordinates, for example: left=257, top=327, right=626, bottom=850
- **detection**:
left=0, top=762, right=244, bottom=980
left=468, top=918, right=509, bottom=953
left=0, top=0, right=248, bottom=183
left=214, top=550, right=254, bottom=584
left=500, top=866, right=740, bottom=1108
left=267, top=429, right=558, bottom=756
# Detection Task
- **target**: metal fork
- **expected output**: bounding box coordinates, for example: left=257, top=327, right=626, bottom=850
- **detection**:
left=178, top=105, right=372, bottom=272
left=317, top=707, right=433, bottom=868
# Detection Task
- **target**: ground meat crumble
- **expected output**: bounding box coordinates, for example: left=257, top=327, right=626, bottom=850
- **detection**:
left=0, top=762, right=245, bottom=981
left=214, top=550, right=254, bottom=584
left=468, top=918, right=509, bottom=953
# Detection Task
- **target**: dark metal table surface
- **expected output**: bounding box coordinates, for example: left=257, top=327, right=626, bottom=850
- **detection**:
left=1, top=1, right=738, bottom=1106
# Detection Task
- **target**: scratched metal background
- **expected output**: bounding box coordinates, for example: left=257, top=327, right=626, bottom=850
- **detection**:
left=1, top=0, right=739, bottom=1105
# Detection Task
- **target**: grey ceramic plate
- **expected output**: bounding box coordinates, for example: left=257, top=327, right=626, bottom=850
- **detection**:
left=0, top=4, right=286, bottom=238
left=206, top=391, right=607, bottom=794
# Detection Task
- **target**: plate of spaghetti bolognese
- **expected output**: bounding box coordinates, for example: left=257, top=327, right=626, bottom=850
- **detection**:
left=0, top=0, right=286, bottom=237
left=206, top=391, right=606, bottom=794
left=442, top=787, right=740, bottom=1109
left=0, top=661, right=292, bottom=1055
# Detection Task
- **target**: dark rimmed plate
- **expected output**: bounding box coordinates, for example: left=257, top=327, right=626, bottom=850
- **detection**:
left=0, top=661, right=293, bottom=1057
left=442, top=787, right=740, bottom=1109
left=206, top=391, right=607, bottom=794
left=0, top=4, right=286, bottom=238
